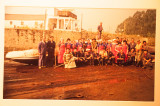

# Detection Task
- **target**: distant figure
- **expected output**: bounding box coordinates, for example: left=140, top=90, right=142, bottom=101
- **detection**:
left=47, top=36, right=56, bottom=67
left=97, top=22, right=103, bottom=39
left=38, top=37, right=47, bottom=69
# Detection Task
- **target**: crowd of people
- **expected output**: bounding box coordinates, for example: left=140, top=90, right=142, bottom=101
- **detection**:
left=38, top=36, right=154, bottom=70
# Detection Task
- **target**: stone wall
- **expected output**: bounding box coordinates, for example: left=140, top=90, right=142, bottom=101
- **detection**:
left=5, top=28, right=155, bottom=52
left=5, top=28, right=82, bottom=51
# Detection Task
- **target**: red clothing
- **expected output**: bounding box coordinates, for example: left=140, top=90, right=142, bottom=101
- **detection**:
left=111, top=43, right=117, bottom=63
left=77, top=43, right=83, bottom=51
left=65, top=43, right=72, bottom=49
left=115, top=45, right=122, bottom=53
left=98, top=43, right=105, bottom=53
left=106, top=44, right=111, bottom=50
left=123, top=44, right=128, bottom=62
left=111, top=43, right=117, bottom=56
left=72, top=44, right=77, bottom=52
left=86, top=43, right=92, bottom=52
left=58, top=43, right=65, bottom=63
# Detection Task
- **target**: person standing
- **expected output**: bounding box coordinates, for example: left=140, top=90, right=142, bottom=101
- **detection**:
left=111, top=39, right=118, bottom=63
left=97, top=39, right=106, bottom=54
left=122, top=41, right=128, bottom=62
left=129, top=38, right=136, bottom=51
left=65, top=38, right=72, bottom=50
left=91, top=38, right=98, bottom=53
left=38, top=37, right=47, bottom=69
left=135, top=40, right=143, bottom=67
left=47, top=36, right=56, bottom=67
left=77, top=39, right=83, bottom=52
left=58, top=38, right=65, bottom=64
left=142, top=41, right=149, bottom=52
left=97, top=22, right=103, bottom=39
left=86, top=39, right=92, bottom=53
left=72, top=40, right=77, bottom=52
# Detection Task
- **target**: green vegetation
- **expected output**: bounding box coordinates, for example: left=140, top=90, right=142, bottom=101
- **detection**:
left=116, top=9, right=156, bottom=37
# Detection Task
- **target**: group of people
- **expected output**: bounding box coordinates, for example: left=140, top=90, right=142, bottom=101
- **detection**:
left=38, top=36, right=55, bottom=69
left=56, top=37, right=153, bottom=69
left=38, top=22, right=153, bottom=70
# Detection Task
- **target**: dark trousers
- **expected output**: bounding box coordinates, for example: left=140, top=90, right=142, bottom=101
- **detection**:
left=117, top=59, right=125, bottom=66
left=47, top=50, right=55, bottom=66
left=106, top=58, right=115, bottom=65
left=99, top=57, right=106, bottom=65
left=39, top=54, right=46, bottom=67
left=143, top=60, right=152, bottom=68
left=127, top=56, right=135, bottom=65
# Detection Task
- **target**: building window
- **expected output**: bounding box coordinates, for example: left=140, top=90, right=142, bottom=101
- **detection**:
left=59, top=19, right=64, bottom=29
left=35, top=21, right=38, bottom=28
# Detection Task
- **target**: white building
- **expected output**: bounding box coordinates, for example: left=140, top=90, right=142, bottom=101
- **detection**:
left=5, top=7, right=80, bottom=31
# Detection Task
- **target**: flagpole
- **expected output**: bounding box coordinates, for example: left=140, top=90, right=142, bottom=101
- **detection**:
left=43, top=9, right=47, bottom=38
left=55, top=36, right=57, bottom=66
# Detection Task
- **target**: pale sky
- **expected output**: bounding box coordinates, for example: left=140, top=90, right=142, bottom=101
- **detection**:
left=5, top=6, right=147, bottom=33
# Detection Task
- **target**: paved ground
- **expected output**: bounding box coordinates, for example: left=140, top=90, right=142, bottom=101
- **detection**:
left=3, top=59, right=154, bottom=101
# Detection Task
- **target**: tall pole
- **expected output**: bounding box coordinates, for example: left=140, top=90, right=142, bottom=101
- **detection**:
left=55, top=36, right=57, bottom=66
left=81, top=13, right=83, bottom=38
left=43, top=9, right=47, bottom=38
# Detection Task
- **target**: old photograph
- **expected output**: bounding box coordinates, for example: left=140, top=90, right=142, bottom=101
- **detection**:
left=3, top=6, right=155, bottom=100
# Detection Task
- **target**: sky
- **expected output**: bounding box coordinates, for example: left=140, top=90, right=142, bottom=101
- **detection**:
left=5, top=6, right=147, bottom=33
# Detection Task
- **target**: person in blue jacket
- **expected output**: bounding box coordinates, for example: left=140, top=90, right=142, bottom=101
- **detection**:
left=38, top=37, right=47, bottom=69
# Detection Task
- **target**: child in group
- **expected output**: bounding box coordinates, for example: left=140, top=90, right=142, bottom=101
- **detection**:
left=63, top=48, right=76, bottom=68
left=117, top=50, right=126, bottom=66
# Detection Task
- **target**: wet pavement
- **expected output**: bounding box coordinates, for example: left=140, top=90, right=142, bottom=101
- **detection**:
left=3, top=59, right=154, bottom=101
